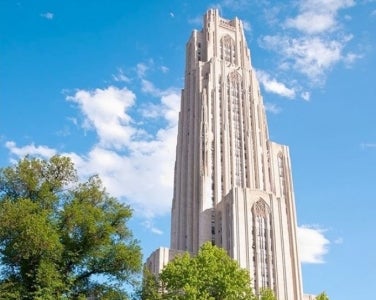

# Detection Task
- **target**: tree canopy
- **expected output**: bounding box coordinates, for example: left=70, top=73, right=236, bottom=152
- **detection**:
left=259, top=288, right=277, bottom=300
left=316, top=292, right=329, bottom=300
left=0, top=155, right=142, bottom=299
left=141, top=242, right=260, bottom=300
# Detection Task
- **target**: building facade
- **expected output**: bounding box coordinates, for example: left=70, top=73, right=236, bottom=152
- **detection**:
left=147, top=9, right=304, bottom=299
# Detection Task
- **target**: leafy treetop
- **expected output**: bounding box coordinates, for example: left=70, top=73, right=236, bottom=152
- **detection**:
left=0, top=155, right=142, bottom=299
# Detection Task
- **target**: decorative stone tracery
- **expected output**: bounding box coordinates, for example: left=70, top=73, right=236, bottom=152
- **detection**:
left=220, top=35, right=236, bottom=64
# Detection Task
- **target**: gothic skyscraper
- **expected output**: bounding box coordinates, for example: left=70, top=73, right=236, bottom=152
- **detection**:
left=147, top=9, right=304, bottom=299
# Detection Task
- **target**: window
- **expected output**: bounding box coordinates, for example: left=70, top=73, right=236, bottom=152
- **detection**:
left=253, top=199, right=274, bottom=290
left=220, top=35, right=236, bottom=64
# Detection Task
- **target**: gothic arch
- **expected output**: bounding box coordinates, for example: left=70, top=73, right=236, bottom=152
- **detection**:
left=220, top=35, right=236, bottom=64
left=227, top=70, right=242, bottom=84
left=252, top=198, right=274, bottom=291
left=253, top=198, right=270, bottom=217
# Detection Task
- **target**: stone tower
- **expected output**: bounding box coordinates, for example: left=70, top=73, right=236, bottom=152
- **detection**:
left=147, top=9, right=304, bottom=300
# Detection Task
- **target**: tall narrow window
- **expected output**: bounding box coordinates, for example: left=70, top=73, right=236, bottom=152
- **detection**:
left=228, top=71, right=243, bottom=187
left=226, top=204, right=232, bottom=252
left=253, top=199, right=274, bottom=292
left=278, top=154, right=286, bottom=197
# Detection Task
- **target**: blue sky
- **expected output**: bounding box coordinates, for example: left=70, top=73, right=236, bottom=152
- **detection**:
left=1, top=0, right=375, bottom=298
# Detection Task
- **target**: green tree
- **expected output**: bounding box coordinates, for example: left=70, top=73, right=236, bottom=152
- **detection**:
left=316, top=292, right=329, bottom=300
left=136, top=267, right=162, bottom=300
left=259, top=288, right=276, bottom=300
left=147, top=242, right=255, bottom=300
left=0, top=155, right=142, bottom=299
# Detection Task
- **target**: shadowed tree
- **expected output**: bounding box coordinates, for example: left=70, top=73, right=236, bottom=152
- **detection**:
left=0, top=155, right=142, bottom=299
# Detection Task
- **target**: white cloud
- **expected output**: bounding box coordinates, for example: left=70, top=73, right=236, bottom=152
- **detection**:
left=299, top=0, right=354, bottom=13
left=258, top=0, right=360, bottom=88
left=256, top=70, right=296, bottom=98
left=260, top=35, right=350, bottom=84
left=160, top=66, right=169, bottom=73
left=6, top=141, right=57, bottom=159
left=285, top=0, right=355, bottom=34
left=301, top=91, right=311, bottom=101
left=63, top=86, right=180, bottom=218
left=297, top=225, right=330, bottom=264
left=141, top=78, right=180, bottom=100
left=343, top=52, right=362, bottom=66
left=112, top=68, right=130, bottom=83
left=143, top=220, right=164, bottom=235
left=264, top=103, right=282, bottom=114
left=5, top=43, right=183, bottom=225
left=136, top=63, right=148, bottom=78
left=40, top=12, right=54, bottom=20
left=66, top=86, right=141, bottom=149
left=7, top=82, right=180, bottom=221
left=285, top=12, right=336, bottom=34
left=242, top=20, right=251, bottom=32
left=141, top=79, right=161, bottom=96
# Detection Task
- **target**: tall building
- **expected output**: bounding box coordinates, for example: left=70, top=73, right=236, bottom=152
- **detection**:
left=147, top=9, right=305, bottom=299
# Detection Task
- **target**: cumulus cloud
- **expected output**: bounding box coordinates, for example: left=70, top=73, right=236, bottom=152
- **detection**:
left=256, top=70, right=296, bottom=98
left=66, top=85, right=179, bottom=218
left=6, top=141, right=56, bottom=159
left=66, top=86, right=140, bottom=149
left=285, top=12, right=336, bottom=34
left=258, top=0, right=359, bottom=88
left=260, top=35, right=351, bottom=84
left=285, top=0, right=355, bottom=34
left=6, top=82, right=180, bottom=221
left=297, top=225, right=330, bottom=264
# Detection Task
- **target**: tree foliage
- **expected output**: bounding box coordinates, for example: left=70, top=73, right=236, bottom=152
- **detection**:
left=259, top=288, right=277, bottom=300
left=316, top=292, right=329, bottom=300
left=0, top=155, right=142, bottom=299
left=141, top=242, right=255, bottom=300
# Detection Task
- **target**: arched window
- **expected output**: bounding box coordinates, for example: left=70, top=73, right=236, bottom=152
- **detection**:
left=220, top=35, right=236, bottom=64
left=252, top=199, right=274, bottom=291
